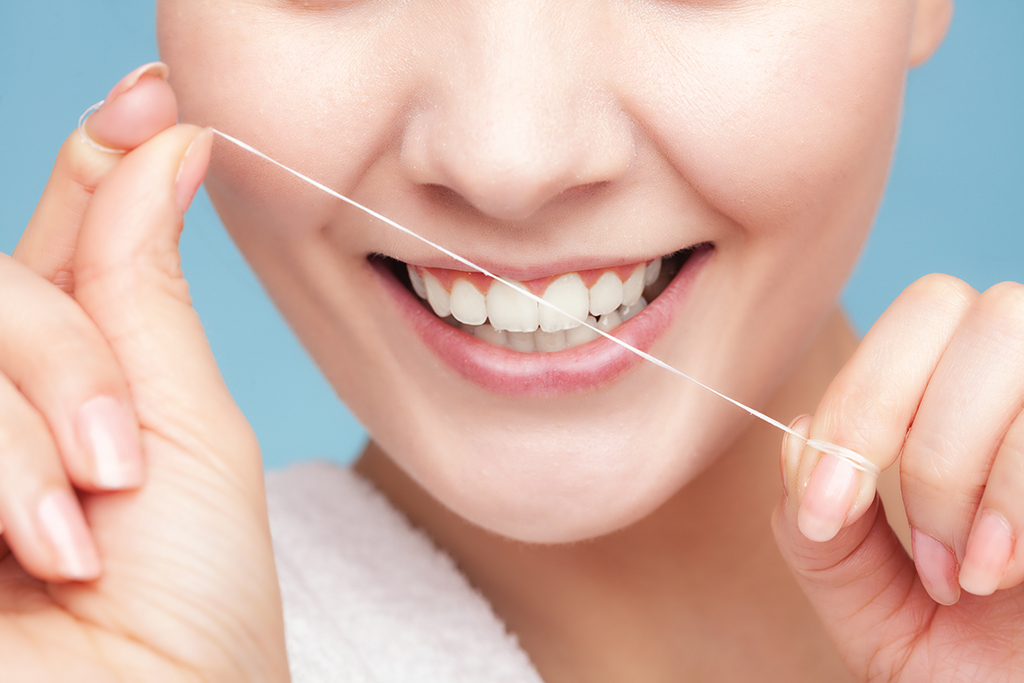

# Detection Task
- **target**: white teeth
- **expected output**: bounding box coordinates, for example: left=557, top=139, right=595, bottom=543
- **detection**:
left=596, top=310, right=622, bottom=332
left=449, top=279, right=487, bottom=325
left=407, top=265, right=428, bottom=299
left=423, top=271, right=451, bottom=317
left=565, top=316, right=601, bottom=348
left=462, top=305, right=641, bottom=352
left=534, top=330, right=567, bottom=353
left=506, top=331, right=536, bottom=353
left=589, top=271, right=624, bottom=316
left=411, top=256, right=669, bottom=352
left=486, top=280, right=539, bottom=332
left=539, top=273, right=589, bottom=332
left=644, top=256, right=662, bottom=287
left=474, top=324, right=507, bottom=346
left=619, top=296, right=647, bottom=322
left=621, top=264, right=645, bottom=307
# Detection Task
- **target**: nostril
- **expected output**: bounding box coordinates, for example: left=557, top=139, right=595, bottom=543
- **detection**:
left=408, top=156, right=627, bottom=222
left=399, top=98, right=636, bottom=222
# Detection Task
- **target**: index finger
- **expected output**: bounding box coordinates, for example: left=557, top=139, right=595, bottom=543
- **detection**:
left=785, top=274, right=976, bottom=542
left=13, top=63, right=177, bottom=291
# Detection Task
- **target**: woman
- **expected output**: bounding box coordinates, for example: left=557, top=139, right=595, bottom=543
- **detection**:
left=3, top=1, right=1022, bottom=680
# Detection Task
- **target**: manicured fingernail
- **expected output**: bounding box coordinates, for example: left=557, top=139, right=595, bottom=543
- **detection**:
left=38, top=490, right=101, bottom=580
left=960, top=510, right=1014, bottom=596
left=175, top=129, right=213, bottom=213
left=912, top=528, right=960, bottom=605
left=797, top=453, right=859, bottom=542
left=781, top=415, right=813, bottom=499
left=77, top=396, right=142, bottom=490
left=104, top=62, right=170, bottom=107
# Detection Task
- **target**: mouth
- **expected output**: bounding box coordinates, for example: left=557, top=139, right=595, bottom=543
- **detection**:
left=370, top=243, right=713, bottom=395
left=375, top=247, right=702, bottom=353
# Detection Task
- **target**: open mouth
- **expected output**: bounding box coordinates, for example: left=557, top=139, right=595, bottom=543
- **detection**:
left=375, top=246, right=703, bottom=354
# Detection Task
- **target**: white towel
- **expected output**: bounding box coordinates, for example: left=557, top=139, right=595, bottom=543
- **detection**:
left=266, top=461, right=544, bottom=682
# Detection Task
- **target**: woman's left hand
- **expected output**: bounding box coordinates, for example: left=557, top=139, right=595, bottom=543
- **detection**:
left=773, top=273, right=1024, bottom=681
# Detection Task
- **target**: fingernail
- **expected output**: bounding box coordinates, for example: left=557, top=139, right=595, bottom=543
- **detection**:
left=104, top=62, right=170, bottom=107
left=175, top=129, right=214, bottom=213
left=77, top=396, right=142, bottom=490
left=797, top=453, right=860, bottom=542
left=959, top=510, right=1014, bottom=596
left=38, top=490, right=102, bottom=580
left=912, top=528, right=960, bottom=605
left=781, top=415, right=813, bottom=500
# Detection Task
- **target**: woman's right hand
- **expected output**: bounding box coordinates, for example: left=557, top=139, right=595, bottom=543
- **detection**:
left=0, top=64, right=289, bottom=681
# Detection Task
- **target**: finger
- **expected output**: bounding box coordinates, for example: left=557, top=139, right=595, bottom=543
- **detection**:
left=71, top=124, right=252, bottom=471
left=959, top=412, right=1024, bottom=595
left=774, top=416, right=934, bottom=680
left=0, top=253, right=141, bottom=491
left=789, top=274, right=976, bottom=546
left=900, top=282, right=1024, bottom=597
left=0, top=372, right=100, bottom=582
left=13, top=63, right=176, bottom=291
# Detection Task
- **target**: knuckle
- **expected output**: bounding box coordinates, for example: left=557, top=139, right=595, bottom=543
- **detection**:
left=977, top=281, right=1024, bottom=331
left=827, top=380, right=902, bottom=454
left=901, top=425, right=987, bottom=503
left=903, top=273, right=977, bottom=314
left=0, top=293, right=118, bottom=394
left=0, top=401, right=51, bottom=465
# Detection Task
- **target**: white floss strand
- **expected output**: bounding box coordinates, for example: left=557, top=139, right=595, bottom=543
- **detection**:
left=203, top=126, right=879, bottom=479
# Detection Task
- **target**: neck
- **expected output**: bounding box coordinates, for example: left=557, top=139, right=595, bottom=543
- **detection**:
left=356, top=307, right=860, bottom=682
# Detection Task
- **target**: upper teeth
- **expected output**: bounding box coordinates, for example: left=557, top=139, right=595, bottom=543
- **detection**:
left=408, top=259, right=660, bottom=333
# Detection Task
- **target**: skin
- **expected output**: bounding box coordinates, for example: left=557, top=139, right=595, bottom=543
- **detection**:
left=5, top=0, right=1024, bottom=680
left=162, top=0, right=924, bottom=542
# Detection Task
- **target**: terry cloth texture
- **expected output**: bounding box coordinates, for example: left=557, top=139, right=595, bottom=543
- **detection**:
left=266, top=461, right=544, bottom=683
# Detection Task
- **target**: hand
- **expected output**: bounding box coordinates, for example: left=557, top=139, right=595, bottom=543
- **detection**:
left=0, top=64, right=287, bottom=681
left=774, top=274, right=1024, bottom=681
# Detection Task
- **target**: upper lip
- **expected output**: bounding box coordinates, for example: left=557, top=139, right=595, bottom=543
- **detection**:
left=370, top=245, right=701, bottom=282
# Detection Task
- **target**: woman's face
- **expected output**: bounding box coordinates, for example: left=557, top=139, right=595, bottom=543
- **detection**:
left=157, top=0, right=940, bottom=542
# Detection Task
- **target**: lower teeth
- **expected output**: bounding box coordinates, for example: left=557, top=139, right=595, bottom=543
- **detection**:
left=447, top=297, right=647, bottom=352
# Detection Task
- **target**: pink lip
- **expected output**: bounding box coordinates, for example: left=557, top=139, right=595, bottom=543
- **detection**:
left=373, top=246, right=713, bottom=396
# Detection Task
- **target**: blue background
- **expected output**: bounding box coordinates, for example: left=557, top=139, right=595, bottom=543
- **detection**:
left=1, top=3, right=1021, bottom=470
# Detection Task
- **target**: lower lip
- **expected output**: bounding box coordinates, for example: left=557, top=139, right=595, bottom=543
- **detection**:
left=374, top=246, right=713, bottom=396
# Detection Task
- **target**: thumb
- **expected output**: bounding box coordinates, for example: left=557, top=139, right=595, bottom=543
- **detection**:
left=71, top=124, right=246, bottom=462
left=772, top=416, right=934, bottom=678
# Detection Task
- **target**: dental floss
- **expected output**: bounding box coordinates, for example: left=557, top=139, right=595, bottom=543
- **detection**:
left=76, top=102, right=879, bottom=479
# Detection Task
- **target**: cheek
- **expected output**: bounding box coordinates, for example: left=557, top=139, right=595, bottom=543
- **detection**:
left=157, top=0, right=418, bottom=240
left=630, top=3, right=913, bottom=244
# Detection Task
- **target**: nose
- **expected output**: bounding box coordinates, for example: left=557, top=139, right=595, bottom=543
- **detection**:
left=399, top=4, right=635, bottom=222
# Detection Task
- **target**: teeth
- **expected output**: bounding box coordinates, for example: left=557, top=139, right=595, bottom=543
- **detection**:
left=619, top=296, right=647, bottom=322
left=621, top=264, right=645, bottom=307
left=450, top=279, right=488, bottom=325
left=644, top=256, right=662, bottom=287
left=507, top=331, right=536, bottom=353
left=407, top=265, right=428, bottom=299
left=487, top=280, right=539, bottom=332
left=565, top=316, right=601, bottom=347
left=539, top=273, right=589, bottom=332
left=474, top=324, right=508, bottom=346
left=595, top=309, right=622, bottom=333
left=589, top=271, right=624, bottom=316
left=423, top=271, right=451, bottom=317
left=458, top=302, right=639, bottom=353
left=534, top=330, right=567, bottom=353
left=409, top=257, right=672, bottom=353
